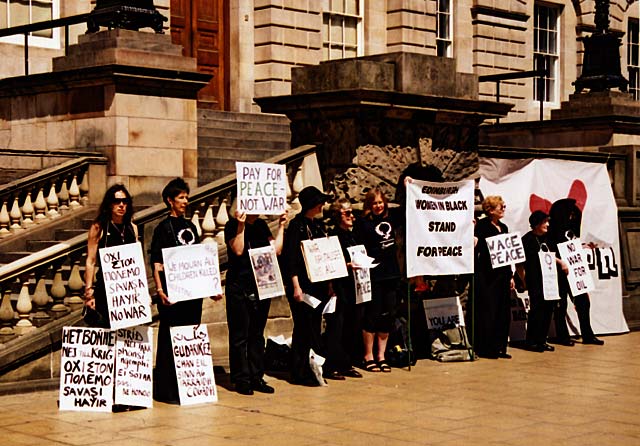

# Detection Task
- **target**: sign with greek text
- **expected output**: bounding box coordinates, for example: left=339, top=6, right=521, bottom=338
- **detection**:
left=171, top=325, right=218, bottom=405
left=405, top=179, right=475, bottom=277
left=423, top=297, right=465, bottom=330
left=236, top=162, right=287, bottom=215
left=301, top=236, right=348, bottom=282
left=249, top=245, right=285, bottom=299
left=162, top=243, right=222, bottom=303
left=99, top=242, right=152, bottom=329
left=59, top=327, right=116, bottom=412
left=346, top=245, right=372, bottom=304
left=539, top=251, right=560, bottom=300
left=114, top=327, right=153, bottom=408
left=557, top=239, right=595, bottom=296
left=486, top=232, right=526, bottom=269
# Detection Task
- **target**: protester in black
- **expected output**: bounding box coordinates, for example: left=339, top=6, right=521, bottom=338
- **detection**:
left=224, top=210, right=286, bottom=395
left=473, top=196, right=513, bottom=359
left=356, top=188, right=401, bottom=373
left=283, top=186, right=332, bottom=385
left=516, top=211, right=556, bottom=352
left=151, top=177, right=223, bottom=404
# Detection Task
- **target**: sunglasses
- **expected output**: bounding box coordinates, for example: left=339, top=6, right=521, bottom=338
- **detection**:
left=112, top=198, right=129, bottom=205
left=341, top=209, right=354, bottom=217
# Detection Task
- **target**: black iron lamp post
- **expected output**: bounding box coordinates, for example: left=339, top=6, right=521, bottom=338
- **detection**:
left=87, top=0, right=168, bottom=34
left=573, top=0, right=628, bottom=93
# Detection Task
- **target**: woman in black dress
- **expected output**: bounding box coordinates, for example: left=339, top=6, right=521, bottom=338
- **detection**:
left=84, top=184, right=138, bottom=328
left=150, top=177, right=222, bottom=404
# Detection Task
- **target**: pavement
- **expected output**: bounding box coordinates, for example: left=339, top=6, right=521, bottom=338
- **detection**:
left=1, top=331, right=639, bottom=446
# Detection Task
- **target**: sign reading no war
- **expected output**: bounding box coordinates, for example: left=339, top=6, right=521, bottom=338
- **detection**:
left=236, top=162, right=287, bottom=215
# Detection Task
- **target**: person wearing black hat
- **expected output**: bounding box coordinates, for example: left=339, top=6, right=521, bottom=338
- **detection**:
left=516, top=210, right=557, bottom=352
left=283, top=185, right=333, bottom=385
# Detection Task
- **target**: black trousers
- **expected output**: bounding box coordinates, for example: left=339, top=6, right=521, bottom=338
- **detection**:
left=323, top=294, right=352, bottom=373
left=554, top=292, right=595, bottom=341
left=287, top=295, right=324, bottom=383
left=225, top=281, right=271, bottom=386
left=526, top=291, right=555, bottom=346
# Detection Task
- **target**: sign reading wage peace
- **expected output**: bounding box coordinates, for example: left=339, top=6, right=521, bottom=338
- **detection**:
left=405, top=179, right=475, bottom=277
left=236, top=162, right=287, bottom=215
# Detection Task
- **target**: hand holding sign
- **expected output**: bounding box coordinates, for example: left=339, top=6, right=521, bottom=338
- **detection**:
left=236, top=162, right=287, bottom=215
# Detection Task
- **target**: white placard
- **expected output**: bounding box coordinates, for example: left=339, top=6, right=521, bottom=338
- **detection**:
left=249, top=245, right=285, bottom=299
left=557, top=239, right=595, bottom=296
left=539, top=251, right=560, bottom=301
left=114, top=327, right=153, bottom=408
left=486, top=232, right=526, bottom=269
left=423, top=297, right=465, bottom=330
left=162, top=243, right=222, bottom=303
left=405, top=180, right=475, bottom=277
left=347, top=245, right=372, bottom=304
left=171, top=325, right=218, bottom=406
left=99, top=242, right=152, bottom=329
left=236, top=162, right=287, bottom=215
left=59, top=327, right=116, bottom=412
left=301, top=236, right=349, bottom=282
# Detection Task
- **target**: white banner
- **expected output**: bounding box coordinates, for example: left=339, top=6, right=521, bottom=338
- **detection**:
left=539, top=251, right=560, bottom=300
left=486, top=232, right=526, bottom=268
left=236, top=162, right=287, bottom=215
left=59, top=327, right=116, bottom=412
left=479, top=158, right=628, bottom=334
left=557, top=239, right=595, bottom=296
left=171, top=325, right=218, bottom=406
left=249, top=245, right=285, bottom=299
left=162, top=243, right=222, bottom=303
left=99, top=242, right=152, bottom=329
left=405, top=179, right=475, bottom=277
left=423, top=297, right=465, bottom=330
left=301, top=236, right=348, bottom=282
left=114, top=327, right=153, bottom=408
left=347, top=245, right=372, bottom=304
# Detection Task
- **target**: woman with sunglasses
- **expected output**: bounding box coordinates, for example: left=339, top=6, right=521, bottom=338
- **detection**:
left=473, top=196, right=514, bottom=359
left=84, top=184, right=138, bottom=328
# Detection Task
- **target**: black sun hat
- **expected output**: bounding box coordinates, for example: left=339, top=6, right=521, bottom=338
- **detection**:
left=298, top=186, right=332, bottom=212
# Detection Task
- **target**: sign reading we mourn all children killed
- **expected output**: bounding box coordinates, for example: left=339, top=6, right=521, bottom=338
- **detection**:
left=347, top=245, right=372, bottom=304
left=236, top=162, right=287, bottom=215
left=557, top=238, right=595, bottom=296
left=171, top=325, right=218, bottom=405
left=59, top=327, right=116, bottom=412
left=249, top=245, right=285, bottom=299
left=162, top=243, right=222, bottom=303
left=99, top=242, right=152, bottom=329
left=301, top=236, right=349, bottom=283
left=423, top=296, right=465, bottom=330
left=406, top=179, right=475, bottom=277
left=486, top=232, right=526, bottom=269
left=114, top=327, right=153, bottom=408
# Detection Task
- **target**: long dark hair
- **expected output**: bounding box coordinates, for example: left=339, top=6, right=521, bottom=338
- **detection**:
left=94, top=184, right=133, bottom=230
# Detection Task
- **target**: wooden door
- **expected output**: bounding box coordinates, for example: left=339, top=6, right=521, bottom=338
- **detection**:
left=170, top=0, right=228, bottom=109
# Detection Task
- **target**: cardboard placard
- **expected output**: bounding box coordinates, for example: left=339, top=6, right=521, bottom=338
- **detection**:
left=114, top=327, right=153, bottom=408
left=557, top=239, right=595, bottom=296
left=59, top=327, right=116, bottom=412
left=486, top=232, right=526, bottom=269
left=162, top=243, right=222, bottom=303
left=99, top=242, right=152, bottom=329
left=423, top=297, right=465, bottom=330
left=346, top=245, right=372, bottom=304
left=236, top=162, right=287, bottom=215
left=249, top=245, right=285, bottom=299
left=301, top=236, right=348, bottom=282
left=539, top=251, right=560, bottom=301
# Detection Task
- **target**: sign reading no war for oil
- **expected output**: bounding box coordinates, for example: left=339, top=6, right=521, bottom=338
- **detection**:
left=557, top=238, right=595, bottom=296
left=171, top=325, right=218, bottom=405
left=99, top=242, right=152, bottom=329
left=236, top=161, right=287, bottom=215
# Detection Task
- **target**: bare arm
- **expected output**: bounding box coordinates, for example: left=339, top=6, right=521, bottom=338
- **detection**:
left=83, top=223, right=101, bottom=309
left=272, top=212, right=287, bottom=255
left=228, top=211, right=246, bottom=256
left=291, top=275, right=303, bottom=302
left=153, top=262, right=171, bottom=305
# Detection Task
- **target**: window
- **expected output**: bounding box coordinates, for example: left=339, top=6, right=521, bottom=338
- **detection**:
left=628, top=19, right=640, bottom=100
left=436, top=0, right=452, bottom=57
left=322, top=0, right=363, bottom=60
left=1, top=0, right=60, bottom=48
left=533, top=4, right=559, bottom=103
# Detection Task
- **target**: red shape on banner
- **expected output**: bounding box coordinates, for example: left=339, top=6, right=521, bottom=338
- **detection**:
left=529, top=180, right=587, bottom=213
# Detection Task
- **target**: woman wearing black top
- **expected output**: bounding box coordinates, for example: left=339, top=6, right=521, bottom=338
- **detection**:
left=224, top=209, right=286, bottom=395
left=84, top=184, right=138, bottom=328
left=150, top=177, right=222, bottom=404
left=283, top=186, right=332, bottom=386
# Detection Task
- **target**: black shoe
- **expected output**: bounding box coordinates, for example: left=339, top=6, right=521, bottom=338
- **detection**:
left=341, top=368, right=363, bottom=378
left=543, top=343, right=555, bottom=352
left=583, top=337, right=604, bottom=345
left=323, top=370, right=346, bottom=380
left=252, top=379, right=275, bottom=394
left=236, top=382, right=254, bottom=395
left=528, top=343, right=545, bottom=353
left=554, top=338, right=575, bottom=347
left=498, top=352, right=512, bottom=359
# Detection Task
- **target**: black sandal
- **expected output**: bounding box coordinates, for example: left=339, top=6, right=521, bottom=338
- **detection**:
left=378, top=360, right=391, bottom=373
left=363, top=359, right=381, bottom=372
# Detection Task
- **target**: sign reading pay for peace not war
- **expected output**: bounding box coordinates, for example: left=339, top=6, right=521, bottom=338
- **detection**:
left=236, top=162, right=287, bottom=215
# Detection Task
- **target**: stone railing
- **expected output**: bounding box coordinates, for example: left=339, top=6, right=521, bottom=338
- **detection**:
left=0, top=145, right=319, bottom=350
left=0, top=156, right=108, bottom=239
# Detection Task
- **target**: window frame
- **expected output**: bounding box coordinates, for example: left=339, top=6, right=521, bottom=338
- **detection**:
left=0, top=0, right=61, bottom=50
left=322, top=0, right=364, bottom=61
left=627, top=18, right=640, bottom=100
left=533, top=2, right=560, bottom=105
left=436, top=0, right=453, bottom=58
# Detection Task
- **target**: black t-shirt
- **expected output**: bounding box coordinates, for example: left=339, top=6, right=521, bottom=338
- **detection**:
left=355, top=209, right=401, bottom=281
left=224, top=217, right=273, bottom=283
left=520, top=230, right=547, bottom=297
left=150, top=216, right=200, bottom=289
